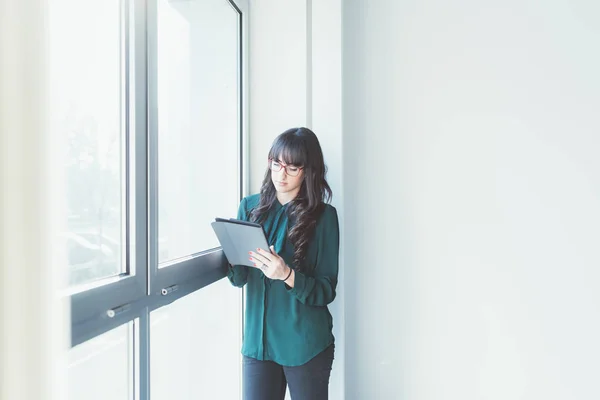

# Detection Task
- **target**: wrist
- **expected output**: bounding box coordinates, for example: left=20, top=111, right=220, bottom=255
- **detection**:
left=282, top=266, right=293, bottom=282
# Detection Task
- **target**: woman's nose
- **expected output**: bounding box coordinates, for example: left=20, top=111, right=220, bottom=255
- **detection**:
left=276, top=168, right=287, bottom=179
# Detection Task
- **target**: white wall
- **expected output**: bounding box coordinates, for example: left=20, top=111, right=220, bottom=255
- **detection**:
left=343, top=0, right=600, bottom=399
left=0, top=1, right=69, bottom=399
left=248, top=1, right=344, bottom=399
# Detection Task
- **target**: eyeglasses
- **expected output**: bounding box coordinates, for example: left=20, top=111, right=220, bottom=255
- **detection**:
left=268, top=159, right=303, bottom=177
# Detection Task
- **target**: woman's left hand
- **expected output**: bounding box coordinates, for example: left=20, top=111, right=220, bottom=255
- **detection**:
left=249, top=246, right=291, bottom=280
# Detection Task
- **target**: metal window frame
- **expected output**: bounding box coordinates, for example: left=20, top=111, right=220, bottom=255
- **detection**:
left=69, top=3, right=249, bottom=399
left=70, top=0, right=148, bottom=346
left=146, top=0, right=248, bottom=300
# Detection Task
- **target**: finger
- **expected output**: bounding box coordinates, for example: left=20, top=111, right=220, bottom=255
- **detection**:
left=249, top=251, right=270, bottom=266
left=269, top=245, right=278, bottom=256
left=247, top=260, right=267, bottom=272
left=255, top=248, right=273, bottom=262
left=251, top=264, right=269, bottom=275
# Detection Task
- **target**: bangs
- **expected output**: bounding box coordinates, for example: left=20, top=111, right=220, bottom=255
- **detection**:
left=268, top=133, right=308, bottom=167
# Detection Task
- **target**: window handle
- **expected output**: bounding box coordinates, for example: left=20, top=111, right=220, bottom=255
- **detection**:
left=107, top=303, right=131, bottom=318
left=161, top=284, right=178, bottom=296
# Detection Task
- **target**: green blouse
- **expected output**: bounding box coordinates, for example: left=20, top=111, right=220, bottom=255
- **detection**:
left=227, top=194, right=340, bottom=367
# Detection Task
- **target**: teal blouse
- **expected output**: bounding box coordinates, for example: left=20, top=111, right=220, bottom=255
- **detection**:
left=227, top=194, right=340, bottom=367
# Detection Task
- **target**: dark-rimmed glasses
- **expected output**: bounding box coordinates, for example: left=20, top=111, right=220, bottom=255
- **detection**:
left=268, top=158, right=303, bottom=177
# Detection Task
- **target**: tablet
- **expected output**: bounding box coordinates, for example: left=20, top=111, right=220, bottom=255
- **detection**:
left=211, top=218, right=270, bottom=267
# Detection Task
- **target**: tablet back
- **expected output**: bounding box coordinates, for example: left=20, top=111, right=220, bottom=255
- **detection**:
left=211, top=218, right=269, bottom=266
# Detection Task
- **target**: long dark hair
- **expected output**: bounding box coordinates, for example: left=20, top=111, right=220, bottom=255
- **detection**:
left=251, top=127, right=332, bottom=268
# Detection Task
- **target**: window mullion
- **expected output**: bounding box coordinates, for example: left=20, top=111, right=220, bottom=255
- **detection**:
left=146, top=0, right=159, bottom=298
left=132, top=0, right=150, bottom=297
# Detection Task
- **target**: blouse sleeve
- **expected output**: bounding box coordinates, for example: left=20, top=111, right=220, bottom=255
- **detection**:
left=227, top=197, right=250, bottom=287
left=286, top=205, right=340, bottom=306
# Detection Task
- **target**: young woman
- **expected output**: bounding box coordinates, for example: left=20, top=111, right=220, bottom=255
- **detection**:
left=227, top=127, right=340, bottom=400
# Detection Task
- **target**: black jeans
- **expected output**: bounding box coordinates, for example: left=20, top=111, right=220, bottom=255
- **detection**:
left=242, top=344, right=335, bottom=400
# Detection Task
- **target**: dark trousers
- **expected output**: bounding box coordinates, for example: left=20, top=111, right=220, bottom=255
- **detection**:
left=242, top=344, right=335, bottom=400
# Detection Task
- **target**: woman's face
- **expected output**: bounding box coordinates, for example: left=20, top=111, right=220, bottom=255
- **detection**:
left=270, top=157, right=305, bottom=199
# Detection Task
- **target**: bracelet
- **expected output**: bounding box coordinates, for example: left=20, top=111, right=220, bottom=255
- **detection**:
left=282, top=266, right=293, bottom=282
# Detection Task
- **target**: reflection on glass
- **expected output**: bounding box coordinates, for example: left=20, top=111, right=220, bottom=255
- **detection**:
left=68, top=323, right=133, bottom=400
left=49, top=0, right=124, bottom=286
left=157, top=0, right=240, bottom=265
left=151, top=279, right=242, bottom=399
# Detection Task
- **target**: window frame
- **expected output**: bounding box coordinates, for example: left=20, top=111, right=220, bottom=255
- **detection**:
left=147, top=0, right=248, bottom=297
left=68, top=4, right=249, bottom=399
left=70, top=0, right=148, bottom=345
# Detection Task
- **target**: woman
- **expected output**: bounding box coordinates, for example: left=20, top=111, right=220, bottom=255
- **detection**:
left=227, top=127, right=340, bottom=400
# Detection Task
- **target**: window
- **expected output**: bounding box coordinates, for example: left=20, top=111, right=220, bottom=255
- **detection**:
left=68, top=323, right=134, bottom=400
left=156, top=0, right=240, bottom=265
left=150, top=280, right=241, bottom=399
left=51, top=0, right=249, bottom=398
left=51, top=0, right=125, bottom=287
